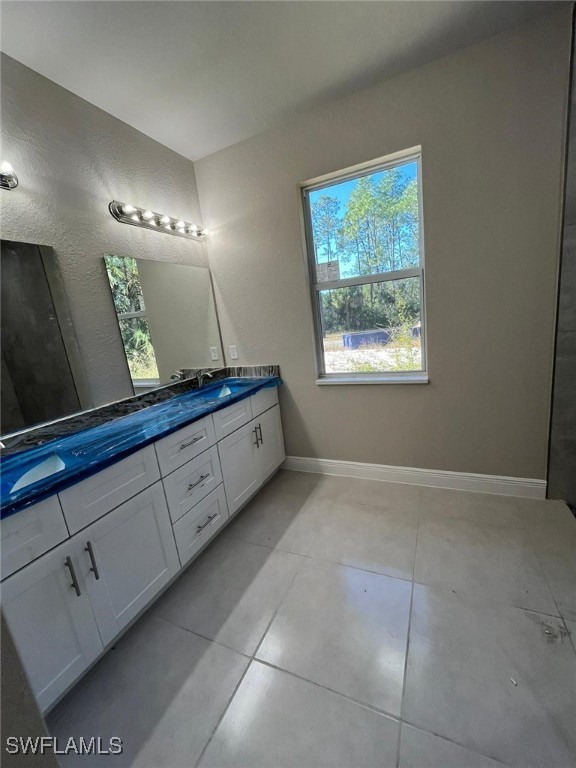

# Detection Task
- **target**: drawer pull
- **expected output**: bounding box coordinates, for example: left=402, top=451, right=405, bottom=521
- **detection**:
left=64, top=556, right=81, bottom=597
left=84, top=541, right=100, bottom=580
left=180, top=435, right=204, bottom=450
left=253, top=426, right=260, bottom=448
left=187, top=473, right=210, bottom=492
left=196, top=513, right=218, bottom=533
left=256, top=423, right=263, bottom=446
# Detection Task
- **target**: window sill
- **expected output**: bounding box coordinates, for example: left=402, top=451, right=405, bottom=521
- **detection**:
left=316, top=373, right=429, bottom=385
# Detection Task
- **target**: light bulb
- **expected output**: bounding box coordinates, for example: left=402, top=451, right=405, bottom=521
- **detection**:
left=201, top=228, right=209, bottom=236
left=122, top=204, right=136, bottom=215
left=142, top=210, right=154, bottom=220
left=189, top=225, right=199, bottom=233
left=0, top=161, right=14, bottom=175
left=131, top=213, right=140, bottom=222
left=160, top=215, right=170, bottom=224
left=175, top=220, right=186, bottom=229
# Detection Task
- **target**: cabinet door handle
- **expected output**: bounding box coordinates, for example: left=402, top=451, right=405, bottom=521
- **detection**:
left=188, top=473, right=209, bottom=492
left=180, top=435, right=203, bottom=450
left=84, top=541, right=100, bottom=580
left=64, top=556, right=81, bottom=597
left=196, top=513, right=218, bottom=533
left=257, top=423, right=263, bottom=446
left=253, top=426, right=260, bottom=448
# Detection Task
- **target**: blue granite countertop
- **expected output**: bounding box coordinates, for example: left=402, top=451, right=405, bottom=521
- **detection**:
left=0, top=376, right=280, bottom=519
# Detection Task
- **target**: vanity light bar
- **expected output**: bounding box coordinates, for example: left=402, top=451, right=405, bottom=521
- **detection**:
left=0, top=161, right=18, bottom=190
left=109, top=201, right=206, bottom=240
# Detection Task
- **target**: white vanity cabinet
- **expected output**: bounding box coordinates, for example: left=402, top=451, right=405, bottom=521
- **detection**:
left=154, top=415, right=216, bottom=475
left=1, top=535, right=103, bottom=711
left=78, top=482, right=180, bottom=646
left=257, top=404, right=285, bottom=480
left=59, top=446, right=160, bottom=535
left=162, top=445, right=223, bottom=524
left=218, top=390, right=285, bottom=516
left=172, top=485, right=229, bottom=567
left=1, top=381, right=285, bottom=712
left=2, top=482, right=179, bottom=705
left=1, top=495, right=69, bottom=580
left=218, top=420, right=262, bottom=514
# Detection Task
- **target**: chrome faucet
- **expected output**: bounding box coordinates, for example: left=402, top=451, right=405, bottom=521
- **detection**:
left=196, top=370, right=213, bottom=388
left=171, top=368, right=226, bottom=387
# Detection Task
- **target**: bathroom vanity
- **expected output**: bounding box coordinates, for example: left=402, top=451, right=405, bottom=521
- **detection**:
left=0, top=374, right=284, bottom=712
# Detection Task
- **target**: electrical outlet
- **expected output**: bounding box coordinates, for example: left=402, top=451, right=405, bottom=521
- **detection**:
left=229, top=345, right=239, bottom=360
left=210, top=347, right=219, bottom=361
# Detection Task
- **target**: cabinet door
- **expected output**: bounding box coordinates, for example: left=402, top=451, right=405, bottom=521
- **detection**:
left=59, top=446, right=160, bottom=534
left=255, top=405, right=286, bottom=481
left=80, top=483, right=180, bottom=646
left=218, top=421, right=261, bottom=515
left=1, top=537, right=102, bottom=712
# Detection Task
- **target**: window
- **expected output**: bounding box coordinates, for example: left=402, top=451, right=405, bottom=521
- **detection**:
left=104, top=255, right=160, bottom=388
left=302, top=148, right=427, bottom=384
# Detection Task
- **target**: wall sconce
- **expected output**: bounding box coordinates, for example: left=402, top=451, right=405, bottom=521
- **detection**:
left=109, top=201, right=207, bottom=240
left=0, top=161, right=18, bottom=190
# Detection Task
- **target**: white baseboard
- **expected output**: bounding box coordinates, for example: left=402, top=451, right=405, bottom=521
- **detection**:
left=282, top=456, right=546, bottom=498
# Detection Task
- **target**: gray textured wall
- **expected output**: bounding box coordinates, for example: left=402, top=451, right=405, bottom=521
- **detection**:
left=548, top=20, right=576, bottom=506
left=0, top=53, right=208, bottom=410
left=196, top=10, right=571, bottom=480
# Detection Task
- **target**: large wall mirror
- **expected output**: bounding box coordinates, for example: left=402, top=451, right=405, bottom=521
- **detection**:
left=104, top=255, right=223, bottom=392
left=1, top=240, right=88, bottom=435
left=0, top=238, right=223, bottom=439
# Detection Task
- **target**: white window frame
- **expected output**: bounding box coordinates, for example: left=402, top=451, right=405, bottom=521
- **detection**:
left=116, top=307, right=160, bottom=389
left=301, top=146, right=428, bottom=385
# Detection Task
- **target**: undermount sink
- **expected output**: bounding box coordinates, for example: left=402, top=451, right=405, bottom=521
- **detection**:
left=10, top=453, right=67, bottom=492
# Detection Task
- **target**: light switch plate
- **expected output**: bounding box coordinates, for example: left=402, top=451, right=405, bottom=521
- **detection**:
left=210, top=347, right=219, bottom=361
left=229, top=345, right=239, bottom=360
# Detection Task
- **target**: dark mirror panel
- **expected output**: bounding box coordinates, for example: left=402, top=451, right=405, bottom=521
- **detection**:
left=1, top=241, right=81, bottom=434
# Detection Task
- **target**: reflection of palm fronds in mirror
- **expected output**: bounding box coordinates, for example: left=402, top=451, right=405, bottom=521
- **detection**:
left=104, top=255, right=144, bottom=315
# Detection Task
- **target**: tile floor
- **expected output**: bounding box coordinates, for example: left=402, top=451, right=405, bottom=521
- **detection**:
left=48, top=470, right=576, bottom=768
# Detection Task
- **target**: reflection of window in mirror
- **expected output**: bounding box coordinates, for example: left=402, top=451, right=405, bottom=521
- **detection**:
left=104, top=255, right=223, bottom=394
left=104, top=256, right=160, bottom=392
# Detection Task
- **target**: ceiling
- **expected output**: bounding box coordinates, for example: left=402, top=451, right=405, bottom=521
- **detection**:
left=0, top=1, right=559, bottom=161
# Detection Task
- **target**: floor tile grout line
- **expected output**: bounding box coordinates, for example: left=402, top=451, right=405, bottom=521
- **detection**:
left=192, top=553, right=307, bottom=767
left=525, top=526, right=576, bottom=653
left=224, top=531, right=418, bottom=585
left=152, top=614, right=253, bottom=659
left=250, top=551, right=308, bottom=661
left=399, top=718, right=513, bottom=767
left=396, top=488, right=421, bottom=768
left=253, top=658, right=402, bottom=724
left=193, top=658, right=254, bottom=768
left=410, top=578, right=564, bottom=620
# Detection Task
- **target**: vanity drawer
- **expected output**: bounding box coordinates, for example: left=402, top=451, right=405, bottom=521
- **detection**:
left=172, top=485, right=229, bottom=567
left=59, top=446, right=160, bottom=535
left=1, top=496, right=69, bottom=580
left=251, top=386, right=278, bottom=418
left=163, top=446, right=223, bottom=524
left=154, top=415, right=216, bottom=477
left=212, top=397, right=253, bottom=441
